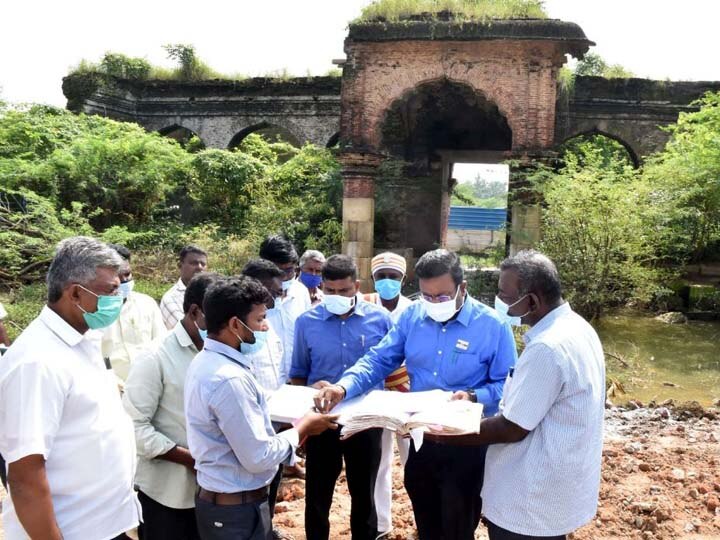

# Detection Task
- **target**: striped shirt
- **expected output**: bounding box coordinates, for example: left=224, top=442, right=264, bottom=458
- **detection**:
left=160, top=279, right=186, bottom=330
left=482, top=302, right=605, bottom=536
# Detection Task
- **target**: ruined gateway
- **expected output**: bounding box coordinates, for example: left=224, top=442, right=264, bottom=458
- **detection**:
left=63, top=17, right=720, bottom=285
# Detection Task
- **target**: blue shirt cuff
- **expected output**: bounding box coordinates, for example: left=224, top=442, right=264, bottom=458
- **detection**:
left=337, top=376, right=360, bottom=400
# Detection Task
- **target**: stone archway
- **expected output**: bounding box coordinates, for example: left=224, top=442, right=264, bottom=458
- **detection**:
left=338, top=18, right=593, bottom=286
left=227, top=122, right=302, bottom=149
left=157, top=124, right=204, bottom=148
left=560, top=130, right=640, bottom=168
left=374, top=78, right=513, bottom=256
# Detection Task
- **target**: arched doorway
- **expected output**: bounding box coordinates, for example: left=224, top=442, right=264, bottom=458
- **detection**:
left=157, top=125, right=205, bottom=149
left=375, top=79, right=513, bottom=254
left=560, top=131, right=640, bottom=168
left=227, top=122, right=302, bottom=149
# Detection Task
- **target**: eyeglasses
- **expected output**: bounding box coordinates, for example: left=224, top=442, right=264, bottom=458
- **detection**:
left=280, top=266, right=296, bottom=277
left=421, top=287, right=459, bottom=303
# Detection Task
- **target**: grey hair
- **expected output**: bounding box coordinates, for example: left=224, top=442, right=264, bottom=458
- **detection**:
left=47, top=236, right=124, bottom=303
left=499, top=249, right=562, bottom=302
left=299, top=249, right=326, bottom=267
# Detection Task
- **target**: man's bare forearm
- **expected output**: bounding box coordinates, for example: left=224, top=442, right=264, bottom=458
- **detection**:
left=9, top=455, right=63, bottom=540
left=157, top=445, right=195, bottom=470
left=426, top=415, right=529, bottom=446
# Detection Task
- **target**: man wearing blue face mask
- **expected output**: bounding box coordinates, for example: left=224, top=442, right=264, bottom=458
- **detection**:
left=315, top=249, right=518, bottom=540
left=185, top=276, right=338, bottom=540
left=290, top=255, right=392, bottom=540
left=101, top=244, right=166, bottom=381
left=123, top=272, right=220, bottom=540
left=298, top=250, right=326, bottom=306
left=0, top=236, right=140, bottom=540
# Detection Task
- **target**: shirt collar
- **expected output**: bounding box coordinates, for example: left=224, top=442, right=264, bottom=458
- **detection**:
left=321, top=294, right=367, bottom=320
left=39, top=305, right=85, bottom=347
left=202, top=337, right=251, bottom=369
left=172, top=320, right=197, bottom=350
left=523, top=302, right=572, bottom=344
left=175, top=278, right=187, bottom=292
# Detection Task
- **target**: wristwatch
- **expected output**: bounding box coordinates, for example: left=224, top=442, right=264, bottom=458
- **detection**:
left=465, top=388, right=477, bottom=403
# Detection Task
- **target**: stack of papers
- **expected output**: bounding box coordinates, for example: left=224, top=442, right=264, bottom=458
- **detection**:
left=267, top=386, right=483, bottom=445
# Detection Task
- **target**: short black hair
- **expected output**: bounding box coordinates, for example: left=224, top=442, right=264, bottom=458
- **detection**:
left=322, top=254, right=357, bottom=281
left=183, top=272, right=222, bottom=314
left=415, top=249, right=463, bottom=286
left=499, top=250, right=562, bottom=303
left=242, top=258, right=284, bottom=282
left=179, top=245, right=207, bottom=262
left=203, top=276, right=271, bottom=334
left=108, top=243, right=131, bottom=261
left=259, top=235, right=298, bottom=265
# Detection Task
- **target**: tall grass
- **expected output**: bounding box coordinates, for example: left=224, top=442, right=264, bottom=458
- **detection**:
left=355, top=0, right=548, bottom=22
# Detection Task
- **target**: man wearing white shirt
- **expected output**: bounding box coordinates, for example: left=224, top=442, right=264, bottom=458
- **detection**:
left=0, top=236, right=140, bottom=540
left=102, top=244, right=166, bottom=380
left=123, top=272, right=220, bottom=540
left=432, top=250, right=605, bottom=540
left=259, top=235, right=312, bottom=383
left=160, top=245, right=208, bottom=329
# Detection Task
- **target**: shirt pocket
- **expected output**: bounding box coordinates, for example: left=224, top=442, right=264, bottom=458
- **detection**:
left=440, top=347, right=484, bottom=387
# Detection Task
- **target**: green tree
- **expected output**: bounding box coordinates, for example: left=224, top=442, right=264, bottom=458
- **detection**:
left=575, top=52, right=633, bottom=79
left=532, top=141, right=661, bottom=319
left=642, top=91, right=720, bottom=263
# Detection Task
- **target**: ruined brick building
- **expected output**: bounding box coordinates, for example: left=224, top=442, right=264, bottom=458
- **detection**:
left=64, top=17, right=720, bottom=285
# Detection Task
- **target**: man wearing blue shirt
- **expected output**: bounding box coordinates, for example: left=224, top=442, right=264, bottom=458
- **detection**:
left=184, top=276, right=338, bottom=540
left=290, top=255, right=392, bottom=540
left=316, top=249, right=517, bottom=540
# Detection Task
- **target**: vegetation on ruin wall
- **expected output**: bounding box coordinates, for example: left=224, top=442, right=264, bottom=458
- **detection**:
left=529, top=92, right=720, bottom=320
left=0, top=103, right=342, bottom=294
left=355, top=0, right=547, bottom=22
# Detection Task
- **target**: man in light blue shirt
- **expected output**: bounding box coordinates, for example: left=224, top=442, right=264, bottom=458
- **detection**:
left=316, top=249, right=517, bottom=540
left=290, top=255, right=392, bottom=540
left=184, top=276, right=337, bottom=540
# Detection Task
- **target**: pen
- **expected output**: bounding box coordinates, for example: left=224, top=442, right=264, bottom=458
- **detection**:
left=361, top=335, right=365, bottom=347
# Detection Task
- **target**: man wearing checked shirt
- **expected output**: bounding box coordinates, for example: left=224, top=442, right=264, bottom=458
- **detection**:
left=316, top=249, right=517, bottom=540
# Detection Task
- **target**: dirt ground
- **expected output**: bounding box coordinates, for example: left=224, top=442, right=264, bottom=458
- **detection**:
left=1, top=403, right=719, bottom=540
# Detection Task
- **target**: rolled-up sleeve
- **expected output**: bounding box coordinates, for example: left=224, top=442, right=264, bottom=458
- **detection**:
left=210, top=377, right=296, bottom=474
left=502, top=342, right=564, bottom=431
left=0, top=361, right=66, bottom=463
left=123, top=351, right=176, bottom=459
left=474, top=322, right=518, bottom=409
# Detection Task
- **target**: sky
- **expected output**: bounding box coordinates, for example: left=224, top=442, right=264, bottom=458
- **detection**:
left=1, top=0, right=718, bottom=107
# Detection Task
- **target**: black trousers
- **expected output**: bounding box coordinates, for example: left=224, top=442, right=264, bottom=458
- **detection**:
left=486, top=520, right=567, bottom=540
left=137, top=490, right=200, bottom=540
left=268, top=465, right=282, bottom=518
left=404, top=440, right=488, bottom=540
left=195, top=494, right=271, bottom=540
left=0, top=452, right=6, bottom=489
left=305, top=427, right=382, bottom=540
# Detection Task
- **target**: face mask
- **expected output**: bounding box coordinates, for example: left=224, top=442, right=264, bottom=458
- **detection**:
left=323, top=294, right=356, bottom=316
left=299, top=272, right=322, bottom=289
left=281, top=279, right=294, bottom=292
left=76, top=285, right=123, bottom=330
left=422, top=287, right=462, bottom=323
left=194, top=320, right=208, bottom=341
left=118, top=279, right=134, bottom=300
left=494, top=295, right=529, bottom=326
left=266, top=306, right=279, bottom=318
left=234, top=319, right=268, bottom=354
left=374, top=278, right=402, bottom=301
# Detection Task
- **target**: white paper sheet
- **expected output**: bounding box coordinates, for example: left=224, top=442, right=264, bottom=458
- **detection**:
left=267, top=384, right=317, bottom=424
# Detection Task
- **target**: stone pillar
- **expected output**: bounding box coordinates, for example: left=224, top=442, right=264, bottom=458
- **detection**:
left=340, top=151, right=382, bottom=291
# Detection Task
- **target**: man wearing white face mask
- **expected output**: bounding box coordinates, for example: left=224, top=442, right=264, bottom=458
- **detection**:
left=315, top=249, right=517, bottom=540
left=290, top=255, right=392, bottom=540
left=101, top=244, right=166, bottom=381
left=259, top=235, right=312, bottom=381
